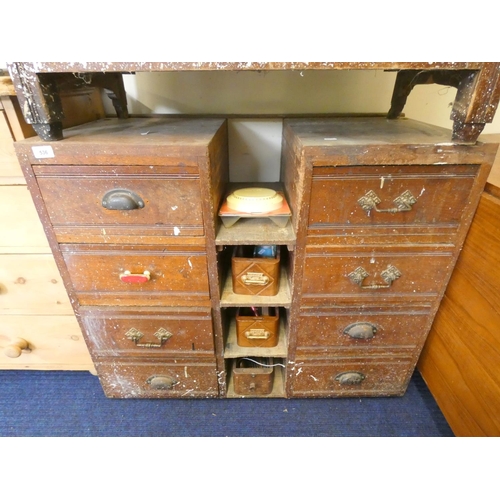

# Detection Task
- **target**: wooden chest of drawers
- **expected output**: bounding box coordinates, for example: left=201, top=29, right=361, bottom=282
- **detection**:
left=14, top=116, right=498, bottom=398
left=15, top=117, right=229, bottom=396
left=0, top=87, right=101, bottom=371
left=281, top=117, right=498, bottom=397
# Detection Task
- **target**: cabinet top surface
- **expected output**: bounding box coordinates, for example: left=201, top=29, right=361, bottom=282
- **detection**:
left=17, top=117, right=226, bottom=148
left=7, top=62, right=486, bottom=72
left=284, top=117, right=494, bottom=147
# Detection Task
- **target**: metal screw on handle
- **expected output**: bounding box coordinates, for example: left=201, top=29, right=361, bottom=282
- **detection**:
left=358, top=189, right=417, bottom=214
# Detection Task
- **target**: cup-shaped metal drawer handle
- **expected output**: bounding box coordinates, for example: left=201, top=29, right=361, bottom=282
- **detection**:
left=125, top=327, right=173, bottom=348
left=343, top=322, right=377, bottom=339
left=348, top=265, right=401, bottom=289
left=358, top=189, right=417, bottom=214
left=119, top=270, right=151, bottom=284
left=146, top=375, right=178, bottom=390
left=102, top=188, right=145, bottom=210
left=335, top=372, right=365, bottom=385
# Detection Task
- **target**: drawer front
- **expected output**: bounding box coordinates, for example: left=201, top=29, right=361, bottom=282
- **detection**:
left=301, top=247, right=454, bottom=304
left=81, top=307, right=215, bottom=356
left=35, top=165, right=205, bottom=241
left=290, top=357, right=414, bottom=397
left=296, top=307, right=431, bottom=353
left=0, top=254, right=73, bottom=314
left=96, top=359, right=219, bottom=398
left=0, top=315, right=92, bottom=369
left=0, top=186, right=50, bottom=252
left=61, top=245, right=210, bottom=307
left=308, top=165, right=478, bottom=236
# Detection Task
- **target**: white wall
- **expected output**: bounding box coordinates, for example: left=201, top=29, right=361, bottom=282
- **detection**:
left=103, top=69, right=500, bottom=182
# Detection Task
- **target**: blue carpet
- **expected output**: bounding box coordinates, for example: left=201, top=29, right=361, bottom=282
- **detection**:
left=0, top=369, right=453, bottom=437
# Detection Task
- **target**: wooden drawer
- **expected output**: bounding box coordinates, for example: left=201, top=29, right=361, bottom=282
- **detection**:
left=34, top=165, right=205, bottom=243
left=0, top=254, right=73, bottom=314
left=0, top=186, right=50, bottom=252
left=291, top=357, right=414, bottom=397
left=96, top=358, right=219, bottom=398
left=0, top=315, right=92, bottom=370
left=308, top=165, right=478, bottom=239
left=80, top=307, right=215, bottom=356
left=296, top=306, right=431, bottom=353
left=231, top=246, right=281, bottom=296
left=232, top=357, right=274, bottom=395
left=301, top=246, right=454, bottom=305
left=61, top=244, right=210, bottom=307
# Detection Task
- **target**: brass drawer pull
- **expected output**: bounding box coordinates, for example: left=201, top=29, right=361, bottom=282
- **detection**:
left=348, top=265, right=401, bottom=289
left=358, top=189, right=417, bottom=214
left=102, top=188, right=145, bottom=210
left=146, top=375, right=178, bottom=390
left=125, top=327, right=173, bottom=348
left=343, top=322, right=377, bottom=339
left=335, top=372, right=365, bottom=385
left=245, top=329, right=271, bottom=340
left=241, top=272, right=269, bottom=286
left=119, top=270, right=151, bottom=284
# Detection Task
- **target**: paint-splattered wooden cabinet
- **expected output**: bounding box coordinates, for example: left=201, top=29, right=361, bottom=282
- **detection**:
left=14, top=117, right=229, bottom=397
left=281, top=117, right=498, bottom=397
left=13, top=116, right=498, bottom=398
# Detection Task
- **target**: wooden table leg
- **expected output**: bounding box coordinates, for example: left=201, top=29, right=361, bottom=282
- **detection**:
left=7, top=63, right=129, bottom=141
left=451, top=64, right=500, bottom=143
left=388, top=65, right=500, bottom=144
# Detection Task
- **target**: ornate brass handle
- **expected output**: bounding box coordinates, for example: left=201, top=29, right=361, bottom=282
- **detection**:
left=348, top=265, right=401, bottom=289
left=241, top=272, right=269, bottom=286
left=119, top=270, right=151, bottom=284
left=245, top=329, right=271, bottom=340
left=125, top=327, right=172, bottom=348
left=102, top=188, right=145, bottom=210
left=146, top=375, right=178, bottom=390
left=335, top=372, right=365, bottom=385
left=358, top=189, right=417, bottom=214
left=343, top=322, right=377, bottom=339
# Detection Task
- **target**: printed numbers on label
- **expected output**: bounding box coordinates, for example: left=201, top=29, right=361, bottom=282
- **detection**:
left=32, top=146, right=55, bottom=159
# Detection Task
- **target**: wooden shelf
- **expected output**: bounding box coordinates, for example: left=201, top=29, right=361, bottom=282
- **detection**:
left=220, top=267, right=292, bottom=308
left=216, top=217, right=296, bottom=247
left=216, top=182, right=296, bottom=248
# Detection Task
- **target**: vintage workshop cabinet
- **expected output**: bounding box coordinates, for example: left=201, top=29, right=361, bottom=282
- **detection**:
left=14, top=116, right=498, bottom=398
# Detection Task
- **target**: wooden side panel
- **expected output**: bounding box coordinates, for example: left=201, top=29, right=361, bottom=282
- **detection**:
left=418, top=191, right=500, bottom=436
